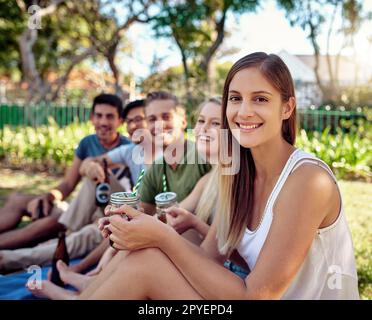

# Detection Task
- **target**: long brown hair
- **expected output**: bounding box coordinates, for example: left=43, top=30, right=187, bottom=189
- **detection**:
left=217, top=52, right=297, bottom=255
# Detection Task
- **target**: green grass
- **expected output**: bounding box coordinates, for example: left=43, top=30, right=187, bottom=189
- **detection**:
left=338, top=181, right=372, bottom=300
left=0, top=169, right=370, bottom=299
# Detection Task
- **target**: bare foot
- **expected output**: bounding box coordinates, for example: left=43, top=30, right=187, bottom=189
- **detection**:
left=56, top=260, right=72, bottom=283
left=57, top=260, right=91, bottom=291
left=26, top=280, right=77, bottom=300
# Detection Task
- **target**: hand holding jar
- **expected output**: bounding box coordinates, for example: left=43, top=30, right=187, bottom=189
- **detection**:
left=104, top=204, right=175, bottom=251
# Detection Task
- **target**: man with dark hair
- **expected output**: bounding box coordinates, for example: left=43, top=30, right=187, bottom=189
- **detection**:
left=80, top=99, right=150, bottom=190
left=121, top=99, right=146, bottom=121
left=92, top=93, right=123, bottom=115
left=0, top=93, right=132, bottom=271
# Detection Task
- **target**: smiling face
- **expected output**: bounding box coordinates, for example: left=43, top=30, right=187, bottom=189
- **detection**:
left=91, top=103, right=123, bottom=143
left=226, top=67, right=294, bottom=149
left=194, top=101, right=221, bottom=162
left=146, top=99, right=187, bottom=148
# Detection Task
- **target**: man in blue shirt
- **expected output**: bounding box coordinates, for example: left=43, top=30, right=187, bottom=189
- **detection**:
left=0, top=94, right=130, bottom=252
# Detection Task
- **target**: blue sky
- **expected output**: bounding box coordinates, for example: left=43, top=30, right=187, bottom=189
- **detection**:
left=117, top=0, right=372, bottom=79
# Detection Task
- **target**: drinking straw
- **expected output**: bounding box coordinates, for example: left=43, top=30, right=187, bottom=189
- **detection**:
left=132, top=169, right=145, bottom=196
left=162, top=173, right=167, bottom=192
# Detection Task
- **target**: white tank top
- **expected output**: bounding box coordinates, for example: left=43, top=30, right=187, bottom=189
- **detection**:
left=237, top=149, right=359, bottom=300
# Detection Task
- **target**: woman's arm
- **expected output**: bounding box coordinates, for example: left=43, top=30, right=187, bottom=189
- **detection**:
left=242, top=164, right=340, bottom=298
left=165, top=172, right=212, bottom=237
left=166, top=207, right=210, bottom=238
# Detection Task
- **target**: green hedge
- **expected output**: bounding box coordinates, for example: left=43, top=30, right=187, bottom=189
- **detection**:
left=1, top=118, right=371, bottom=180
left=296, top=121, right=372, bottom=180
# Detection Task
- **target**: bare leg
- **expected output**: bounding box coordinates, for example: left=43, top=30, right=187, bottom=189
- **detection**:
left=67, top=238, right=110, bottom=274
left=0, top=213, right=64, bottom=250
left=27, top=280, right=78, bottom=300
left=79, top=248, right=202, bottom=300
left=0, top=193, right=35, bottom=233
left=79, top=249, right=127, bottom=298
left=57, top=260, right=94, bottom=292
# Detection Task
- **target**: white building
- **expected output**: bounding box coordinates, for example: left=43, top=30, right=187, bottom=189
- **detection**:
left=277, top=50, right=372, bottom=108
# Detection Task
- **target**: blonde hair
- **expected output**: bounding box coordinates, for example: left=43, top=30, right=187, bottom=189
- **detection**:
left=193, top=97, right=222, bottom=224
left=194, top=167, right=219, bottom=224
left=195, top=96, right=222, bottom=120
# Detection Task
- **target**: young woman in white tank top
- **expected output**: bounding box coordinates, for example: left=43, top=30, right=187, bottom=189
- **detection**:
left=50, top=53, right=358, bottom=300
left=237, top=149, right=359, bottom=299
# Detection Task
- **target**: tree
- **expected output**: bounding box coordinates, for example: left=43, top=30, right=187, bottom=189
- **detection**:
left=14, top=0, right=101, bottom=103
left=152, top=0, right=260, bottom=108
left=277, top=0, right=365, bottom=103
left=75, top=0, right=156, bottom=101
left=0, top=0, right=24, bottom=79
left=3, top=0, right=155, bottom=103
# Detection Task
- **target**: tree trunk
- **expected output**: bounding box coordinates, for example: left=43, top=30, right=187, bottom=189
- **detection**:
left=306, top=0, right=327, bottom=103
left=19, top=28, right=49, bottom=102
left=174, top=36, right=193, bottom=105
left=200, top=10, right=226, bottom=95
left=106, top=40, right=127, bottom=101
left=325, top=1, right=340, bottom=102
left=18, top=0, right=66, bottom=103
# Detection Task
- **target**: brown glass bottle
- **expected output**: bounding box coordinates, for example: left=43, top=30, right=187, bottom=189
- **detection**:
left=95, top=159, right=111, bottom=207
left=34, top=199, right=44, bottom=220
left=50, top=231, right=70, bottom=287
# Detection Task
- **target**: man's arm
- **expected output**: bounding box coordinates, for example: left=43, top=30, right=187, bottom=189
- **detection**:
left=27, top=156, right=82, bottom=218
left=55, top=155, right=83, bottom=200
left=79, top=154, right=115, bottom=183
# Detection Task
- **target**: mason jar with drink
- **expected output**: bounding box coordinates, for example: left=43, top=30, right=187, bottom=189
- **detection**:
left=154, top=192, right=178, bottom=224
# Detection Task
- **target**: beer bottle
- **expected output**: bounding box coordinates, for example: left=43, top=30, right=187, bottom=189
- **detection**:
left=95, top=159, right=111, bottom=207
left=50, top=231, right=70, bottom=287
left=33, top=199, right=44, bottom=221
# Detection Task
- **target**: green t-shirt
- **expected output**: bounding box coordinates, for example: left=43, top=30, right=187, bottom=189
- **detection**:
left=139, top=141, right=211, bottom=204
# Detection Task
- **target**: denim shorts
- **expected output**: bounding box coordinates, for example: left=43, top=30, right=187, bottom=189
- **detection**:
left=224, top=260, right=250, bottom=279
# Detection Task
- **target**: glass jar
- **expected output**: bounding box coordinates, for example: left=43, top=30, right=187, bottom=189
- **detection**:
left=107, top=192, right=139, bottom=248
left=109, top=191, right=140, bottom=217
left=154, top=192, right=178, bottom=224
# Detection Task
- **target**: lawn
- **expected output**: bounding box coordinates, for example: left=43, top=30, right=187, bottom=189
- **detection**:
left=0, top=168, right=371, bottom=299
